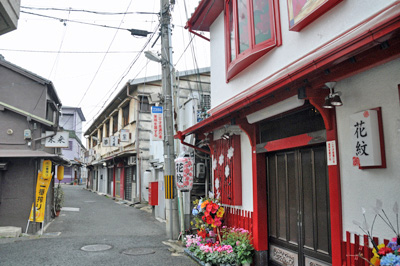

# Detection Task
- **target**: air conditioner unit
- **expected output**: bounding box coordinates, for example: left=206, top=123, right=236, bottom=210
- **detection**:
left=128, top=156, right=136, bottom=165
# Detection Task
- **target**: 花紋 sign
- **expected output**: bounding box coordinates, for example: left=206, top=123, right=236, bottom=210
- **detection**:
left=349, top=108, right=385, bottom=168
left=175, top=157, right=194, bottom=191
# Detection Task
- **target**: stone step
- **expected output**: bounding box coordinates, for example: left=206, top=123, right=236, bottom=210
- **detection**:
left=0, top=226, right=22, bottom=238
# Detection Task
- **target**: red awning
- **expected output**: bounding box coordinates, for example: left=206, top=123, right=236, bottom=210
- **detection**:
left=185, top=0, right=224, bottom=32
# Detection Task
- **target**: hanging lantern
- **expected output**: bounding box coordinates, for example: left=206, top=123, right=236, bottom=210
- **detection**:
left=175, top=157, right=194, bottom=191
left=57, top=166, right=64, bottom=181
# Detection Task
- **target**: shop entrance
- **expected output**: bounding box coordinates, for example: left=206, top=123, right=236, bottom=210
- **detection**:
left=266, top=146, right=331, bottom=265
left=115, top=167, right=121, bottom=198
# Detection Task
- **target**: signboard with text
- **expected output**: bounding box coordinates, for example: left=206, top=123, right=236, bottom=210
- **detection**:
left=350, top=109, right=384, bottom=168
left=151, top=106, right=163, bottom=141
left=45, top=131, right=69, bottom=148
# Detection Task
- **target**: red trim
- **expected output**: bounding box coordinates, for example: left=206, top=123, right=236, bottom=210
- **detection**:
left=120, top=166, right=125, bottom=200
left=189, top=29, right=210, bottom=42
left=325, top=112, right=343, bottom=265
left=342, top=231, right=390, bottom=264
left=263, top=133, right=313, bottom=151
left=224, top=0, right=282, bottom=81
left=175, top=131, right=211, bottom=155
left=287, top=0, right=343, bottom=32
left=185, top=0, right=224, bottom=32
left=358, top=107, right=387, bottom=169
left=238, top=121, right=268, bottom=251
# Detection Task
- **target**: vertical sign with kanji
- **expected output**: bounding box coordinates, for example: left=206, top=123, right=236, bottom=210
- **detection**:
left=29, top=160, right=53, bottom=222
left=175, top=157, right=194, bottom=191
left=151, top=106, right=163, bottom=141
left=350, top=109, right=383, bottom=168
left=326, top=140, right=337, bottom=166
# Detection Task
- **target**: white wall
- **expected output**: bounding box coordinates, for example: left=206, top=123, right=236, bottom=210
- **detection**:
left=209, top=0, right=398, bottom=109
left=240, top=131, right=253, bottom=212
left=336, top=58, right=400, bottom=240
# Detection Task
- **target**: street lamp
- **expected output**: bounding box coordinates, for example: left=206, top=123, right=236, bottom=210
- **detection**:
left=144, top=51, right=163, bottom=63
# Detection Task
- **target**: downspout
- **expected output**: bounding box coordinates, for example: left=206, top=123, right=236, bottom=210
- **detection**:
left=127, top=84, right=142, bottom=202
left=188, top=29, right=210, bottom=42
left=176, top=131, right=211, bottom=155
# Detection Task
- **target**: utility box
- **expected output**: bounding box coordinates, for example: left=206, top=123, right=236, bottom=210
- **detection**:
left=148, top=181, right=158, bottom=206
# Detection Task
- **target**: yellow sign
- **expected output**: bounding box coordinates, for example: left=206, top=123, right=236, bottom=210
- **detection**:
left=42, top=160, right=52, bottom=179
left=57, top=166, right=64, bottom=181
left=29, top=161, right=53, bottom=222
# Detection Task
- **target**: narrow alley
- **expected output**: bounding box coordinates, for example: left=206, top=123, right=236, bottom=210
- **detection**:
left=0, top=185, right=197, bottom=266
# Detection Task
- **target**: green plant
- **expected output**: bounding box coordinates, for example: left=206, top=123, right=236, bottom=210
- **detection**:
left=54, top=184, right=64, bottom=211
left=221, top=227, right=254, bottom=264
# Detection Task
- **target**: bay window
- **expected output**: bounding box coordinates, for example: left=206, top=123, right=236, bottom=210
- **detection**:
left=225, top=0, right=281, bottom=81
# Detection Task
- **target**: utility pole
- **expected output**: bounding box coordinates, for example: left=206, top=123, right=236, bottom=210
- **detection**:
left=160, top=0, right=179, bottom=239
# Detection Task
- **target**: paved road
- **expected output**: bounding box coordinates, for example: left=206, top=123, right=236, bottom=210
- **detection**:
left=0, top=185, right=197, bottom=266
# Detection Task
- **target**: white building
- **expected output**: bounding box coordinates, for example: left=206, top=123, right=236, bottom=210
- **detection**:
left=181, top=0, right=400, bottom=265
left=60, top=106, right=86, bottom=184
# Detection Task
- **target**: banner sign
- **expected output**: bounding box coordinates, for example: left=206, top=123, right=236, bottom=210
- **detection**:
left=175, top=157, right=194, bottom=191
left=151, top=106, right=163, bottom=141
left=45, top=131, right=69, bottom=148
left=29, top=160, right=53, bottom=222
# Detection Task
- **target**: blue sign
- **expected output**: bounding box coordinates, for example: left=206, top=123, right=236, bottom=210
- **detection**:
left=151, top=106, right=163, bottom=114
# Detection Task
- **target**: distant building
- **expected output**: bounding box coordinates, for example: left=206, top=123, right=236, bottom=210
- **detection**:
left=59, top=107, right=87, bottom=184
left=84, top=68, right=211, bottom=225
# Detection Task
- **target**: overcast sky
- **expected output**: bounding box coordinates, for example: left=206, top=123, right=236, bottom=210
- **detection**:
left=0, top=0, right=210, bottom=133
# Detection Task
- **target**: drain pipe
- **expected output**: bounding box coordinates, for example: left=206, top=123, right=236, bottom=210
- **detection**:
left=175, top=131, right=211, bottom=155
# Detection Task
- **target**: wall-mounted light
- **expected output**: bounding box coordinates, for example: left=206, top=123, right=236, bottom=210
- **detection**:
left=322, top=82, right=343, bottom=109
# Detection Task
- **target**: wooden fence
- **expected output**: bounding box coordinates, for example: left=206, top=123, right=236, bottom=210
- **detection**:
left=342, top=231, right=390, bottom=266
left=223, top=206, right=253, bottom=233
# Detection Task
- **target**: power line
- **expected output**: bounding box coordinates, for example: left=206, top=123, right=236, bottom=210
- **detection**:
left=62, top=0, right=135, bottom=129
left=75, top=0, right=134, bottom=108
left=0, top=48, right=141, bottom=54
left=20, top=10, right=149, bottom=33
left=21, top=6, right=158, bottom=16
left=83, top=23, right=159, bottom=130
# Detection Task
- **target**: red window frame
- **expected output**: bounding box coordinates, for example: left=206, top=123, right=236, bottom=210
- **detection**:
left=224, top=0, right=282, bottom=82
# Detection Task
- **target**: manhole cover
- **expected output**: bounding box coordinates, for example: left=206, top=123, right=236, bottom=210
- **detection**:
left=122, top=248, right=156, bottom=256
left=81, top=244, right=112, bottom=252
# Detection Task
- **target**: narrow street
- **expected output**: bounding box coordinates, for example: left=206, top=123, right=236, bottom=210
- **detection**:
left=0, top=185, right=197, bottom=266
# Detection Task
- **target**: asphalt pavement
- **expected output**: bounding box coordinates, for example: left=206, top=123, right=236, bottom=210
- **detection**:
left=0, top=184, right=197, bottom=266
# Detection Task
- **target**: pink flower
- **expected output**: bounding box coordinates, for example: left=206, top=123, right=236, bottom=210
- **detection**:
left=236, top=241, right=240, bottom=246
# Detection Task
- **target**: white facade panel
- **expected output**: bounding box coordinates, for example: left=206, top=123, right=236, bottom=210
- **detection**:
left=336, top=58, right=400, bottom=240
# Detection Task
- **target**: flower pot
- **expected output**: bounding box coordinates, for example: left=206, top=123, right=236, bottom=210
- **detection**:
left=55, top=210, right=60, bottom=217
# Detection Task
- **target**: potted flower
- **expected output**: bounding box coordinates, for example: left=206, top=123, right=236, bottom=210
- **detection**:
left=54, top=184, right=64, bottom=216
left=221, top=227, right=254, bottom=265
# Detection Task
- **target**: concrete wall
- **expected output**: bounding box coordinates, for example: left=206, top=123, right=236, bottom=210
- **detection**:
left=209, top=0, right=398, bottom=108
left=336, top=58, right=400, bottom=240
left=0, top=65, right=47, bottom=118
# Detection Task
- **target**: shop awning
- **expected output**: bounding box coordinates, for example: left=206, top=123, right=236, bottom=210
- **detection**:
left=0, top=150, right=72, bottom=167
